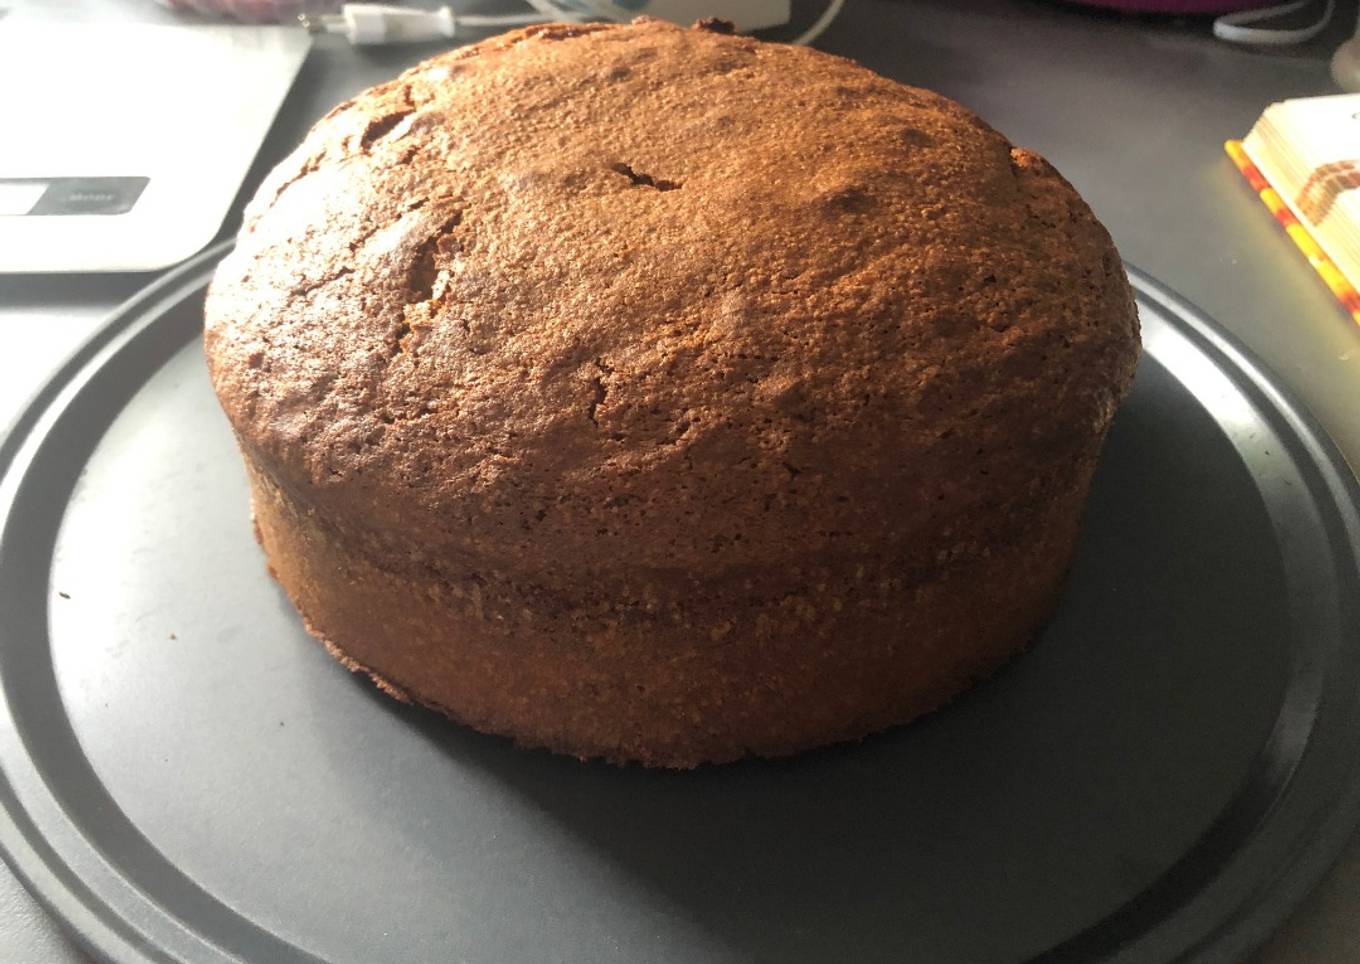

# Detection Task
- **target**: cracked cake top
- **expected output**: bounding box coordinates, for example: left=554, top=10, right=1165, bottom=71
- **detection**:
left=205, top=18, right=1139, bottom=575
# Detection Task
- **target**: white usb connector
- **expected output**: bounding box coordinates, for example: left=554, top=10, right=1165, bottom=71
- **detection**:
left=301, top=5, right=459, bottom=44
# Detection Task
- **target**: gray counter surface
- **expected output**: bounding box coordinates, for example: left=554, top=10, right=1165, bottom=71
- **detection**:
left=2, top=0, right=1358, bottom=960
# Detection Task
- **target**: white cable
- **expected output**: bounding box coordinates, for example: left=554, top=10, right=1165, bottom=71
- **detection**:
left=1333, top=5, right=1360, bottom=89
left=301, top=4, right=564, bottom=43
left=303, top=0, right=842, bottom=46
left=789, top=0, right=844, bottom=46
left=555, top=0, right=624, bottom=20
left=1213, top=0, right=1335, bottom=46
left=458, top=11, right=557, bottom=26
left=522, top=0, right=585, bottom=21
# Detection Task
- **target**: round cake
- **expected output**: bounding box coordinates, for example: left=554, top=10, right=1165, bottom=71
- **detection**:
left=205, top=19, right=1140, bottom=767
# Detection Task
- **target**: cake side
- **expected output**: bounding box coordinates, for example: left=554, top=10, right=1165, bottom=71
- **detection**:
left=245, top=447, right=1086, bottom=767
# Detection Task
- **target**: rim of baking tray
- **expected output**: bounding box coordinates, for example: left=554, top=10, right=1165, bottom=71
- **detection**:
left=0, top=242, right=1356, bottom=964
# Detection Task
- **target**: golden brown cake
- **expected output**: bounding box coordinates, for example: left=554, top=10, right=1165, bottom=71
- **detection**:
left=204, top=19, right=1140, bottom=767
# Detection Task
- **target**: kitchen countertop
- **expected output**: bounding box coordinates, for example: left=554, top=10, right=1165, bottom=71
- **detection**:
left=1, top=0, right=1358, bottom=960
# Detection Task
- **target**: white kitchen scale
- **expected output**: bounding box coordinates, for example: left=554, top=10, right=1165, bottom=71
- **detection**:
left=0, top=20, right=310, bottom=273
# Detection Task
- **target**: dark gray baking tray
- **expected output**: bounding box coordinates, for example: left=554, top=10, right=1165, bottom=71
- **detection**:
left=0, top=242, right=1358, bottom=964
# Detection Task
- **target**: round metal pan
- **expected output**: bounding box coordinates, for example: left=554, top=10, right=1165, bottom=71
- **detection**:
left=1, top=242, right=1357, bottom=964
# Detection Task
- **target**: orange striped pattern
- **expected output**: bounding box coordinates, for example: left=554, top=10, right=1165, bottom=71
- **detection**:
left=1225, top=139, right=1360, bottom=327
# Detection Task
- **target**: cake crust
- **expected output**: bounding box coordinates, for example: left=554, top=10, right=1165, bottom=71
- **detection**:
left=206, top=19, right=1140, bottom=767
